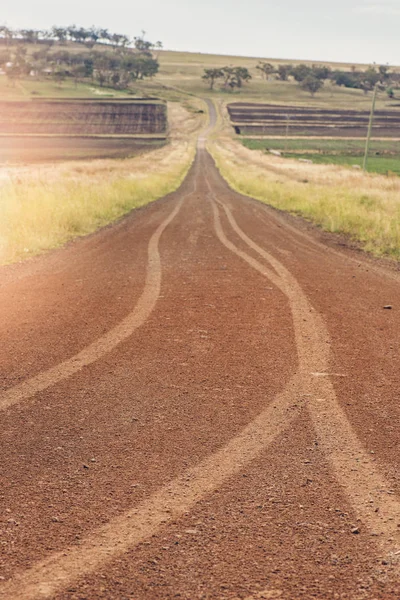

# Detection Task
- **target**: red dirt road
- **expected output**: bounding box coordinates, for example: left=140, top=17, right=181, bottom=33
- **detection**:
left=1, top=126, right=400, bottom=598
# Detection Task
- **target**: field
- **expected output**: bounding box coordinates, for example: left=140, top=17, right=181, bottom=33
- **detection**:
left=0, top=136, right=164, bottom=163
left=227, top=102, right=400, bottom=137
left=0, top=99, right=167, bottom=135
left=152, top=50, right=400, bottom=111
left=0, top=100, right=203, bottom=263
left=1, top=45, right=400, bottom=260
left=0, top=138, right=196, bottom=264
left=0, top=97, right=167, bottom=163
left=242, top=138, right=400, bottom=175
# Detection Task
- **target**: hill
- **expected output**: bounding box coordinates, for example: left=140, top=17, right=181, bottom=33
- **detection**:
left=1, top=39, right=399, bottom=111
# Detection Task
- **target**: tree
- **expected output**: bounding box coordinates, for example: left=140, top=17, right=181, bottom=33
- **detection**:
left=300, top=75, right=324, bottom=96
left=92, top=52, right=113, bottom=86
left=221, top=66, right=251, bottom=90
left=221, top=66, right=235, bottom=88
left=88, top=27, right=101, bottom=46
left=312, top=65, right=331, bottom=81
left=51, top=26, right=67, bottom=44
left=154, top=41, right=163, bottom=59
left=52, top=68, right=68, bottom=86
left=123, top=54, right=159, bottom=81
left=0, top=25, right=161, bottom=90
left=358, top=67, right=380, bottom=94
left=234, top=66, right=251, bottom=87
left=19, top=29, right=41, bottom=44
left=6, top=46, right=31, bottom=85
left=202, top=68, right=223, bottom=90
left=378, top=65, right=391, bottom=85
left=0, top=26, right=15, bottom=47
left=256, top=61, right=275, bottom=80
left=291, top=64, right=313, bottom=82
left=99, top=29, right=111, bottom=45
left=277, top=64, right=292, bottom=81
left=332, top=70, right=359, bottom=88
left=134, top=32, right=154, bottom=55
left=219, top=66, right=252, bottom=90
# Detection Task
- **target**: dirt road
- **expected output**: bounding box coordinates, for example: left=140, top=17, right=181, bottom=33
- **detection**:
left=0, top=106, right=399, bottom=599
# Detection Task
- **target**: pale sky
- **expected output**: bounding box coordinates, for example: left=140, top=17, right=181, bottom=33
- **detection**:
left=3, top=0, right=399, bottom=65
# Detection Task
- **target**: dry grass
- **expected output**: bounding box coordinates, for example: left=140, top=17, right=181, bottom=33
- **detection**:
left=0, top=138, right=196, bottom=264
left=209, top=136, right=400, bottom=259
left=168, top=99, right=206, bottom=137
left=0, top=100, right=204, bottom=265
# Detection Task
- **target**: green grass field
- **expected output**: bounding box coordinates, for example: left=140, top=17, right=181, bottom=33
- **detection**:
left=241, top=138, right=400, bottom=176
left=290, top=154, right=400, bottom=175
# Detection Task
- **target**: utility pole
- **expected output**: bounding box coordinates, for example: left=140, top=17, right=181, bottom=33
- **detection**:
left=285, top=115, right=290, bottom=155
left=363, top=84, right=378, bottom=172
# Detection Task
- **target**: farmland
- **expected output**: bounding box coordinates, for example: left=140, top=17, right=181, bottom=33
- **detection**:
left=0, top=98, right=167, bottom=162
left=242, top=138, right=400, bottom=175
left=227, top=102, right=400, bottom=137
left=0, top=136, right=163, bottom=163
left=0, top=99, right=167, bottom=135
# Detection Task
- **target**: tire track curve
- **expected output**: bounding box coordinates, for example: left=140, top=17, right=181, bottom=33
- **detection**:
left=0, top=377, right=303, bottom=600
left=0, top=152, right=305, bottom=600
left=205, top=163, right=400, bottom=567
left=0, top=190, right=190, bottom=413
left=2, top=143, right=399, bottom=598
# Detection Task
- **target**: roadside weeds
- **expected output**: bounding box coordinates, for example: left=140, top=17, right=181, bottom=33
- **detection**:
left=209, top=137, right=400, bottom=260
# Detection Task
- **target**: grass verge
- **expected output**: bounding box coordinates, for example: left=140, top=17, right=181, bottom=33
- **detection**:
left=0, top=139, right=195, bottom=264
left=209, top=137, right=400, bottom=260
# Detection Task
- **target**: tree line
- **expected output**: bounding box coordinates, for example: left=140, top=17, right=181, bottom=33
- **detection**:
left=0, top=25, right=162, bottom=51
left=0, top=26, right=162, bottom=90
left=202, top=62, right=397, bottom=97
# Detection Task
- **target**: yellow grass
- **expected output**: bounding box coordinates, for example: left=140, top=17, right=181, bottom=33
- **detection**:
left=0, top=139, right=195, bottom=264
left=209, top=136, right=400, bottom=259
left=0, top=101, right=203, bottom=265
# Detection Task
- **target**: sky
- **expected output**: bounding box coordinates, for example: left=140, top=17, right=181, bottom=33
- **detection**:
left=2, top=0, right=399, bottom=65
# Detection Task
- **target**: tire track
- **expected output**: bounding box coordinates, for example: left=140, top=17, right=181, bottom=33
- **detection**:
left=204, top=163, right=400, bottom=566
left=0, top=376, right=303, bottom=600
left=2, top=121, right=399, bottom=598
left=0, top=190, right=191, bottom=413
left=0, top=152, right=305, bottom=600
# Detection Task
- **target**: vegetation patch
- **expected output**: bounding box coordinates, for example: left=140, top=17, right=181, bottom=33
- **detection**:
left=0, top=26, right=162, bottom=91
left=242, top=138, right=400, bottom=176
left=209, top=137, right=400, bottom=259
left=0, top=140, right=195, bottom=264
